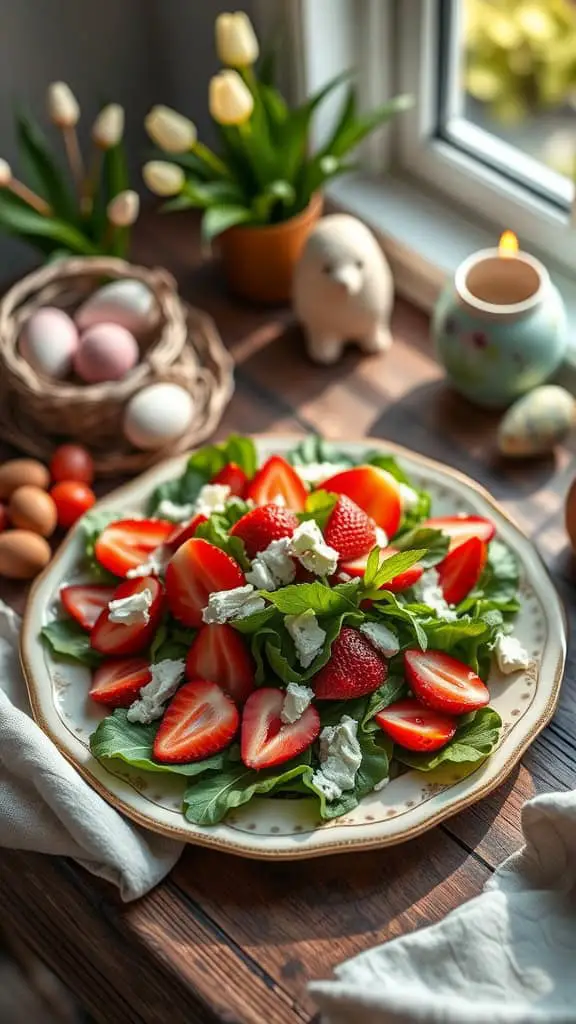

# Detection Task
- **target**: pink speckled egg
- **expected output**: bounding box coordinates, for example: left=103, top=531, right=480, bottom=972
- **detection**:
left=19, top=307, right=79, bottom=379
left=74, top=322, right=139, bottom=383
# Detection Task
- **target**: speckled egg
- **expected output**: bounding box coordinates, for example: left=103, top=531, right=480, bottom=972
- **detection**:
left=75, top=279, right=157, bottom=335
left=74, top=322, right=139, bottom=383
left=123, top=382, right=195, bottom=450
left=19, top=307, right=79, bottom=379
left=498, top=385, right=575, bottom=457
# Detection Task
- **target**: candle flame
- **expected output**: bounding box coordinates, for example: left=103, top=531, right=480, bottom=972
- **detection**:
left=498, top=230, right=518, bottom=258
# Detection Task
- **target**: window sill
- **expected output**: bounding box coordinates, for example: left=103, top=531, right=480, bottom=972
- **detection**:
left=326, top=172, right=576, bottom=390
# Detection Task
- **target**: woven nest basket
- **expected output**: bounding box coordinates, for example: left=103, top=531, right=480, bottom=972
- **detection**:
left=0, top=256, right=234, bottom=476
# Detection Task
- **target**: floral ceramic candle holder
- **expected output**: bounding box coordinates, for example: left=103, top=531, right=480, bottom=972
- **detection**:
left=433, top=232, right=567, bottom=409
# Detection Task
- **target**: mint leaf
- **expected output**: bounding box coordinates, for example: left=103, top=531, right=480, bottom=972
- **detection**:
left=41, top=619, right=102, bottom=667
left=90, top=710, right=228, bottom=777
left=362, top=549, right=427, bottom=597
left=262, top=580, right=360, bottom=616
left=183, top=752, right=312, bottom=825
left=394, top=527, right=448, bottom=568
left=363, top=546, right=382, bottom=587
left=361, top=676, right=408, bottom=732
left=299, top=489, right=337, bottom=530
left=395, top=707, right=502, bottom=772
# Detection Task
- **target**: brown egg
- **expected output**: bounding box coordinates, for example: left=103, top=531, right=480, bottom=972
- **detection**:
left=0, top=459, right=50, bottom=499
left=0, top=530, right=51, bottom=579
left=565, top=477, right=576, bottom=553
left=9, top=485, right=57, bottom=537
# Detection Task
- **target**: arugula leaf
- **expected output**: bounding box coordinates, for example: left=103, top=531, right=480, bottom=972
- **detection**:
left=395, top=707, right=502, bottom=772
left=41, top=619, right=102, bottom=667
left=90, top=710, right=227, bottom=776
left=361, top=676, right=409, bottom=732
left=394, top=527, right=448, bottom=568
left=300, top=489, right=337, bottom=530
left=262, top=580, right=360, bottom=616
left=362, top=549, right=427, bottom=598
left=183, top=752, right=312, bottom=825
left=80, top=508, right=120, bottom=582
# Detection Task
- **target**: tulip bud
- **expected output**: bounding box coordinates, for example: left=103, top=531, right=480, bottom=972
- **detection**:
left=209, top=70, right=254, bottom=126
left=107, top=189, right=140, bottom=227
left=92, top=103, right=125, bottom=149
left=144, top=106, right=197, bottom=154
left=47, top=82, right=80, bottom=127
left=216, top=12, right=259, bottom=67
left=143, top=161, right=185, bottom=197
left=0, top=159, right=11, bottom=187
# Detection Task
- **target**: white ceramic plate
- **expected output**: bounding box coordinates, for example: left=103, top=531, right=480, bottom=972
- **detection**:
left=21, top=437, right=566, bottom=860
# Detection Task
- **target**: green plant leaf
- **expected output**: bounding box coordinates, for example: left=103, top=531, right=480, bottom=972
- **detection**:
left=155, top=150, right=214, bottom=181
left=327, top=93, right=413, bottom=158
left=363, top=549, right=427, bottom=595
left=286, top=435, right=355, bottom=468
left=300, top=489, right=337, bottom=531
left=183, top=179, right=246, bottom=210
left=16, top=110, right=75, bottom=220
left=150, top=619, right=196, bottom=663
left=90, top=710, right=226, bottom=777
left=301, top=727, right=391, bottom=820
left=147, top=435, right=257, bottom=515
left=262, top=580, right=360, bottom=616
left=281, top=68, right=355, bottom=183
left=201, top=204, right=254, bottom=243
left=394, top=527, right=448, bottom=568
left=196, top=510, right=250, bottom=570
left=321, top=85, right=358, bottom=156
left=252, top=610, right=363, bottom=685
left=361, top=676, right=409, bottom=732
left=395, top=707, right=502, bottom=772
left=80, top=508, right=121, bottom=581
left=183, top=752, right=312, bottom=825
left=0, top=193, right=96, bottom=254
left=41, top=619, right=102, bottom=667
left=252, top=180, right=296, bottom=223
left=369, top=591, right=428, bottom=650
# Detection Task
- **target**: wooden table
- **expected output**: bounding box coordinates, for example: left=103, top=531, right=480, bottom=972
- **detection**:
left=1, top=214, right=575, bottom=1024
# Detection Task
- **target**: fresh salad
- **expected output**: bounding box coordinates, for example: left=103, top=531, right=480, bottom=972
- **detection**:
left=41, top=434, right=530, bottom=827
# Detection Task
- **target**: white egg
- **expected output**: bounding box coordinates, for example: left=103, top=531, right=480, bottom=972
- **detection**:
left=75, top=279, right=157, bottom=335
left=19, top=307, right=79, bottom=379
left=123, top=383, right=195, bottom=450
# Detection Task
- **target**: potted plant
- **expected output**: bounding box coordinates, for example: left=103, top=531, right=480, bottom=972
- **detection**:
left=143, top=11, right=412, bottom=304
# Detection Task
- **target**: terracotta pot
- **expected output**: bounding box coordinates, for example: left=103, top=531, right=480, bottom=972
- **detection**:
left=218, top=193, right=323, bottom=305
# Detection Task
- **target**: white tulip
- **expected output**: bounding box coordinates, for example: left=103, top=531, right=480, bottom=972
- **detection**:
left=216, top=12, right=259, bottom=67
left=209, top=70, right=254, bottom=126
left=144, top=106, right=197, bottom=154
left=143, top=161, right=185, bottom=197
left=92, top=104, right=125, bottom=149
left=107, top=190, right=140, bottom=227
left=47, top=81, right=80, bottom=127
left=0, top=159, right=11, bottom=187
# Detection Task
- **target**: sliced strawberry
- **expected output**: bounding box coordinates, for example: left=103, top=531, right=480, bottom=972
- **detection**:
left=245, top=456, right=307, bottom=511
left=90, top=576, right=164, bottom=656
left=376, top=698, right=457, bottom=752
left=166, top=513, right=208, bottom=554
left=340, top=545, right=423, bottom=593
left=211, top=461, right=249, bottom=497
left=404, top=649, right=490, bottom=715
left=241, top=688, right=320, bottom=769
left=153, top=679, right=239, bottom=764
left=313, top=627, right=387, bottom=700
left=89, top=657, right=151, bottom=708
left=94, top=519, right=174, bottom=577
left=320, top=465, right=402, bottom=536
left=230, top=503, right=299, bottom=558
left=423, top=515, right=496, bottom=553
left=61, top=583, right=116, bottom=631
left=186, top=623, right=255, bottom=704
left=165, top=537, right=245, bottom=627
left=437, top=536, right=487, bottom=604
left=323, top=494, right=376, bottom=560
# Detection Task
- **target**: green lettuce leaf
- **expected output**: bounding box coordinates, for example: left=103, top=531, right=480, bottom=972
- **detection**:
left=361, top=675, right=409, bottom=731
left=150, top=619, right=196, bottom=662
left=262, top=580, right=361, bottom=616
left=195, top=501, right=251, bottom=569
left=148, top=435, right=257, bottom=515
left=394, top=707, right=502, bottom=772
left=41, top=619, right=102, bottom=667
left=183, top=751, right=312, bottom=825
left=251, top=610, right=363, bottom=684
left=90, top=710, right=229, bottom=777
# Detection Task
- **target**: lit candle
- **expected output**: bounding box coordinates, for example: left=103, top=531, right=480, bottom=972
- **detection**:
left=454, top=231, right=549, bottom=320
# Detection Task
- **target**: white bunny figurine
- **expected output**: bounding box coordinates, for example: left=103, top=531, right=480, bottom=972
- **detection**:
left=293, top=214, right=394, bottom=365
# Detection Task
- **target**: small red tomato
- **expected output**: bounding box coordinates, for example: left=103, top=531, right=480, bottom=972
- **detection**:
left=50, top=444, right=95, bottom=485
left=51, top=481, right=96, bottom=529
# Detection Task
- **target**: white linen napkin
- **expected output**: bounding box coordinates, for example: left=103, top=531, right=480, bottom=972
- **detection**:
left=0, top=601, right=182, bottom=900
left=310, top=786, right=576, bottom=1023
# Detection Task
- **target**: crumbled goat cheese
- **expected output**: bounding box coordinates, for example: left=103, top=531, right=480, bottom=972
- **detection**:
left=494, top=633, right=531, bottom=674
left=337, top=572, right=352, bottom=583
left=289, top=520, right=339, bottom=576
left=312, top=715, right=362, bottom=801
left=127, top=659, right=185, bottom=724
left=399, top=483, right=420, bottom=512
left=375, top=526, right=389, bottom=548
left=245, top=537, right=296, bottom=591
left=374, top=776, right=390, bottom=792
left=295, top=462, right=349, bottom=487
left=360, top=621, right=400, bottom=658
left=202, top=584, right=265, bottom=624
left=194, top=483, right=230, bottom=518
left=108, top=588, right=153, bottom=626
left=285, top=610, right=326, bottom=669
left=157, top=499, right=197, bottom=522
left=415, top=568, right=457, bottom=621
left=126, top=545, right=171, bottom=578
left=281, top=682, right=315, bottom=725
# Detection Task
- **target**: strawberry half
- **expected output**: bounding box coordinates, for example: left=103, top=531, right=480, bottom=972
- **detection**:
left=153, top=679, right=240, bottom=764
left=320, top=465, right=402, bottom=536
left=340, top=545, right=423, bottom=593
left=95, top=518, right=174, bottom=577
left=323, top=494, right=376, bottom=560
left=404, top=649, right=490, bottom=715
left=165, top=537, right=245, bottom=627
left=166, top=513, right=208, bottom=554
left=89, top=657, right=151, bottom=708
left=313, top=627, right=387, bottom=700
left=186, top=623, right=255, bottom=704
left=245, top=456, right=307, bottom=511
left=230, top=503, right=299, bottom=558
left=61, top=583, right=116, bottom=631
left=423, top=515, right=496, bottom=553
left=376, top=698, right=457, bottom=752
left=437, top=536, right=487, bottom=604
left=90, top=576, right=164, bottom=656
left=241, top=688, right=320, bottom=769
left=211, top=461, right=249, bottom=496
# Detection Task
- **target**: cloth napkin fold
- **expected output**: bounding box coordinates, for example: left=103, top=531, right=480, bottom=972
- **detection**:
left=310, top=786, right=576, bottom=1023
left=0, top=601, right=182, bottom=901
